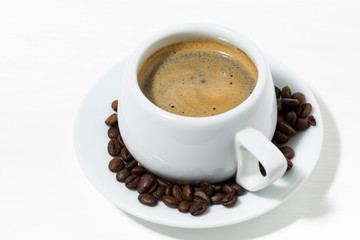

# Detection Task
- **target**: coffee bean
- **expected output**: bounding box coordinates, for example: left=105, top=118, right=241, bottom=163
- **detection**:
left=302, top=103, right=312, bottom=117
left=120, top=147, right=133, bottom=162
left=296, top=103, right=312, bottom=118
left=125, top=174, right=140, bottom=189
left=108, top=158, right=125, bottom=172
left=178, top=201, right=191, bottom=213
left=172, top=185, right=184, bottom=201
left=157, top=178, right=170, bottom=188
left=281, top=86, right=291, bottom=98
left=222, top=193, right=238, bottom=207
left=162, top=195, right=179, bottom=208
left=221, top=184, right=237, bottom=207
left=107, top=127, right=120, bottom=139
left=189, top=201, right=207, bottom=216
left=116, top=134, right=126, bottom=147
left=273, top=130, right=289, bottom=144
left=116, top=169, right=131, bottom=182
left=204, top=185, right=215, bottom=196
left=282, top=98, right=301, bottom=108
left=105, top=113, right=118, bottom=127
left=281, top=146, right=295, bottom=159
left=200, top=181, right=215, bottom=196
left=108, top=139, right=121, bottom=156
left=292, top=92, right=306, bottom=103
left=285, top=111, right=297, bottom=125
left=231, top=183, right=245, bottom=196
left=138, top=193, right=157, bottom=206
left=211, top=192, right=225, bottom=204
left=111, top=100, right=118, bottom=112
left=222, top=184, right=235, bottom=197
left=137, top=174, right=156, bottom=194
left=275, top=86, right=281, bottom=98
left=125, top=159, right=138, bottom=170
left=286, top=158, right=293, bottom=171
left=259, top=162, right=266, bottom=176
left=294, top=118, right=310, bottom=131
left=194, top=191, right=211, bottom=205
left=165, top=184, right=173, bottom=196
left=147, top=182, right=159, bottom=194
left=279, top=121, right=296, bottom=136
left=152, top=186, right=165, bottom=200
left=308, top=115, right=316, bottom=126
left=277, top=99, right=282, bottom=112
left=182, top=184, right=193, bottom=201
left=131, top=166, right=147, bottom=175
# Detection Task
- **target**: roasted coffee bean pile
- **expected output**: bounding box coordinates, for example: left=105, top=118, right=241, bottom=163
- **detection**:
left=105, top=100, right=245, bottom=216
left=104, top=85, right=316, bottom=216
left=265, top=85, right=316, bottom=173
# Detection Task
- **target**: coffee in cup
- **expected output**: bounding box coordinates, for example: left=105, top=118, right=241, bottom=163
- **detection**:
left=138, top=40, right=258, bottom=117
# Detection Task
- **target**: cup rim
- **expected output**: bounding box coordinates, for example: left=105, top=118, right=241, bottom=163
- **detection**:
left=126, top=23, right=268, bottom=125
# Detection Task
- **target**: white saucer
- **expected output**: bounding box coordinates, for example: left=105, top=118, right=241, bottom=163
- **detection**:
left=74, top=55, right=323, bottom=228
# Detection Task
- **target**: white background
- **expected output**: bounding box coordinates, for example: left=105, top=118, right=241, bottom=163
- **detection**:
left=0, top=0, right=358, bottom=239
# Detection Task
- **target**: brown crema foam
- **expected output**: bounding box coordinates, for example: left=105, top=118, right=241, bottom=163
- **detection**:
left=138, top=40, right=258, bottom=117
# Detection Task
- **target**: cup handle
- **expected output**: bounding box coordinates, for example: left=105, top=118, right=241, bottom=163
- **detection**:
left=234, top=128, right=287, bottom=191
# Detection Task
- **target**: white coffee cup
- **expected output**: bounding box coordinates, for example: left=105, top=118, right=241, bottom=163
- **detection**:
left=117, top=24, right=287, bottom=191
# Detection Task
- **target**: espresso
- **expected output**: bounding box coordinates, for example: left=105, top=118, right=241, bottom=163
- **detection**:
left=138, top=40, right=258, bottom=117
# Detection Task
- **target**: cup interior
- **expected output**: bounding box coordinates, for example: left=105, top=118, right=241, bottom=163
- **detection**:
left=127, top=24, right=268, bottom=121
